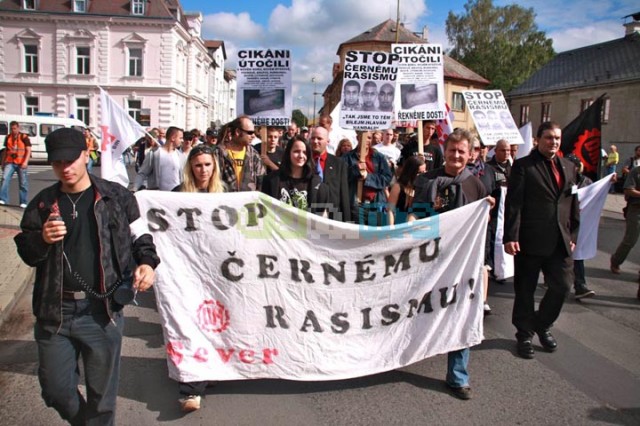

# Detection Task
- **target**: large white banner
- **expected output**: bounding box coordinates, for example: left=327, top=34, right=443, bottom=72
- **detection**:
left=99, top=88, right=146, bottom=187
left=236, top=49, right=292, bottom=127
left=339, top=51, right=398, bottom=130
left=392, top=43, right=446, bottom=122
left=464, top=90, right=524, bottom=146
left=135, top=192, right=489, bottom=382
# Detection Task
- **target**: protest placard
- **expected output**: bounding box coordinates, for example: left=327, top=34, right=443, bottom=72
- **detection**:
left=464, top=90, right=524, bottom=146
left=392, top=44, right=446, bottom=122
left=237, top=49, right=292, bottom=127
left=135, top=191, right=488, bottom=382
left=339, top=51, right=398, bottom=130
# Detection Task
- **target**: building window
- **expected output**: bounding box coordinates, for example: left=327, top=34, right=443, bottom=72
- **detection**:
left=128, top=48, right=143, bottom=77
left=519, top=105, right=529, bottom=126
left=25, top=96, right=39, bottom=115
left=580, top=98, right=593, bottom=112
left=128, top=99, right=142, bottom=123
left=541, top=102, right=551, bottom=122
left=24, top=45, right=38, bottom=73
left=74, top=0, right=87, bottom=13
left=23, top=0, right=36, bottom=10
left=602, top=97, right=610, bottom=124
left=131, top=0, right=145, bottom=15
left=76, top=47, right=90, bottom=75
left=76, top=98, right=90, bottom=125
left=451, top=92, right=465, bottom=112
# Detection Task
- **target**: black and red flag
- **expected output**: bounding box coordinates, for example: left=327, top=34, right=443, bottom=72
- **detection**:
left=560, top=94, right=605, bottom=179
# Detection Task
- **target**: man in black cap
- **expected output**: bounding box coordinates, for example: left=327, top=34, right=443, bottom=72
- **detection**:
left=205, top=128, right=218, bottom=146
left=14, top=127, right=160, bottom=425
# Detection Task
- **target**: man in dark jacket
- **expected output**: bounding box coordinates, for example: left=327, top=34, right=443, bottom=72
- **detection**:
left=14, top=128, right=160, bottom=425
left=504, top=121, right=580, bottom=360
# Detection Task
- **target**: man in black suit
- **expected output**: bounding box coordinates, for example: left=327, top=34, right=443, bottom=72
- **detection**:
left=504, top=121, right=580, bottom=359
left=310, top=126, right=351, bottom=222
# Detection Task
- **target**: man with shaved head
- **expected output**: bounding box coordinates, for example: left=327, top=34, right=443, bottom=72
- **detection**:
left=310, top=126, right=351, bottom=222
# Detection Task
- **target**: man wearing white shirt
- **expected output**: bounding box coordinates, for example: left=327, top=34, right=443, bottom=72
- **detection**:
left=374, top=128, right=401, bottom=173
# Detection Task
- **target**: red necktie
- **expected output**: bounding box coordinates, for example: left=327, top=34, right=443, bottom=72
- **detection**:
left=550, top=159, right=562, bottom=189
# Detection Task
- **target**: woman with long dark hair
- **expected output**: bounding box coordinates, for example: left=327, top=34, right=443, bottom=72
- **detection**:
left=262, top=135, right=327, bottom=213
left=387, top=155, right=426, bottom=225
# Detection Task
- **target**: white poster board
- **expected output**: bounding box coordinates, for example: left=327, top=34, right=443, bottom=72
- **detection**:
left=237, top=49, right=292, bottom=127
left=464, top=90, right=524, bottom=146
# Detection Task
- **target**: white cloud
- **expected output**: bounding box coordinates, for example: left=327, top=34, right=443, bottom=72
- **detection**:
left=548, top=20, right=624, bottom=52
left=201, top=12, right=263, bottom=42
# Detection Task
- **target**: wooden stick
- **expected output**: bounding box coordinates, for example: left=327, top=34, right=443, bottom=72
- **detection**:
left=260, top=126, right=267, bottom=157
left=417, top=120, right=424, bottom=155
left=356, top=131, right=369, bottom=204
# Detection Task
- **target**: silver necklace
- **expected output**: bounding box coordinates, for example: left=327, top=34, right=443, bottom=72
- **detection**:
left=65, top=189, right=89, bottom=220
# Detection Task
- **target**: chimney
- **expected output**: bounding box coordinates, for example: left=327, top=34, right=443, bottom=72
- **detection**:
left=623, top=12, right=640, bottom=36
left=422, top=25, right=429, bottom=41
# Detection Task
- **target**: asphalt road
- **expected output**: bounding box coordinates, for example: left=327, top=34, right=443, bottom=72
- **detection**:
left=0, top=168, right=638, bottom=425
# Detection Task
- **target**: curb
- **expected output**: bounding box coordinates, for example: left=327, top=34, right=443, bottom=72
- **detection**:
left=0, top=266, right=33, bottom=327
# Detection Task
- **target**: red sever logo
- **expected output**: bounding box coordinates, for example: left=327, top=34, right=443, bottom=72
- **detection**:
left=197, top=300, right=230, bottom=333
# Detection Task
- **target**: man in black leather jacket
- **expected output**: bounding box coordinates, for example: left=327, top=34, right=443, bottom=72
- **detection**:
left=14, top=128, right=160, bottom=425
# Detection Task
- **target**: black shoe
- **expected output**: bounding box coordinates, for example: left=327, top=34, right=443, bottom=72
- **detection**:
left=574, top=286, right=595, bottom=300
left=516, top=339, right=535, bottom=359
left=536, top=329, right=557, bottom=352
left=447, top=385, right=472, bottom=400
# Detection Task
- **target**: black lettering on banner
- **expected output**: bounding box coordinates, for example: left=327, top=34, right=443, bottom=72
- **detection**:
left=300, top=310, right=323, bottom=332
left=330, top=313, right=350, bottom=334
left=258, top=254, right=280, bottom=279
left=289, top=259, right=315, bottom=283
left=419, top=238, right=440, bottom=262
left=221, top=251, right=244, bottom=282
left=212, top=205, right=238, bottom=230
left=355, top=255, right=376, bottom=283
left=360, top=307, right=373, bottom=330
left=383, top=248, right=412, bottom=277
left=264, top=305, right=289, bottom=329
left=177, top=207, right=202, bottom=231
left=321, top=261, right=346, bottom=285
left=381, top=304, right=401, bottom=326
left=439, top=284, right=458, bottom=308
left=147, top=208, right=169, bottom=231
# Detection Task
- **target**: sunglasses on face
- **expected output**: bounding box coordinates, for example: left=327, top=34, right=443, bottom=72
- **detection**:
left=238, top=128, right=256, bottom=136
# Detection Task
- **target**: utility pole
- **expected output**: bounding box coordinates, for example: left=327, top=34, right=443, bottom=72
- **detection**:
left=311, top=77, right=317, bottom=125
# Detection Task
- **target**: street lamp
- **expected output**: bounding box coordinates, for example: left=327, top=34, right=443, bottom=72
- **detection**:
left=311, top=77, right=317, bottom=126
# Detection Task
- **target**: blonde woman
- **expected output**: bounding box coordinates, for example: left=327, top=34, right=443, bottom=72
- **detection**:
left=173, top=145, right=225, bottom=193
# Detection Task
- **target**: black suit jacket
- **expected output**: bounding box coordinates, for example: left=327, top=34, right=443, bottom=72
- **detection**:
left=321, top=154, right=351, bottom=222
left=504, top=149, right=580, bottom=257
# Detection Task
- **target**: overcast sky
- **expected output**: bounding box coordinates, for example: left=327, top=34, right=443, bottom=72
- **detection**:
left=181, top=0, right=638, bottom=113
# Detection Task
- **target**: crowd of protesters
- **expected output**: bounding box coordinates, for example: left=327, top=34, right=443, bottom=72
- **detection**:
left=13, top=113, right=640, bottom=424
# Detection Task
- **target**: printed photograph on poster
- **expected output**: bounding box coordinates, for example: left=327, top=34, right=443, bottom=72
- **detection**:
left=339, top=50, right=398, bottom=130
left=243, top=89, right=285, bottom=115
left=392, top=43, right=446, bottom=121
left=236, top=49, right=292, bottom=127
left=464, top=90, right=524, bottom=146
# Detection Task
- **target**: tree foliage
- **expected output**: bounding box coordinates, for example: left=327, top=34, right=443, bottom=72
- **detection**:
left=292, top=109, right=308, bottom=127
left=446, top=0, right=555, bottom=93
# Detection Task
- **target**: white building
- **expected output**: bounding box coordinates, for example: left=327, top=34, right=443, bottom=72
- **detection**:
left=0, top=0, right=234, bottom=132
left=205, top=40, right=236, bottom=127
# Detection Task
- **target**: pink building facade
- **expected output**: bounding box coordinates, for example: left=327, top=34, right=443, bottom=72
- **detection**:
left=0, top=0, right=233, bottom=132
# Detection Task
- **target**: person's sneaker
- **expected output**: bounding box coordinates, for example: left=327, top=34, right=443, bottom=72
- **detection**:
left=610, top=258, right=621, bottom=274
left=0, top=200, right=5, bottom=205
left=179, top=395, right=201, bottom=412
left=483, top=303, right=492, bottom=316
left=19, top=203, right=27, bottom=209
left=447, top=385, right=472, bottom=400
left=574, top=286, right=595, bottom=299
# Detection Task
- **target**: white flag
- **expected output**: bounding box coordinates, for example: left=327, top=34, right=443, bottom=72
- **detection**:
left=99, top=88, right=146, bottom=187
left=517, top=122, right=533, bottom=160
left=574, top=174, right=613, bottom=260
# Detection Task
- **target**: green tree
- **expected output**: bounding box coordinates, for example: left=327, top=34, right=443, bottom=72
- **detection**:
left=446, top=0, right=555, bottom=93
left=292, top=109, right=308, bottom=127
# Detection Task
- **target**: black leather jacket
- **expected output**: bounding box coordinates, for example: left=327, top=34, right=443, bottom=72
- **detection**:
left=15, top=175, right=160, bottom=332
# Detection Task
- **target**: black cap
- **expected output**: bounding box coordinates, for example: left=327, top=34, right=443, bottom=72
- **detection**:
left=206, top=129, right=218, bottom=137
left=45, top=128, right=86, bottom=162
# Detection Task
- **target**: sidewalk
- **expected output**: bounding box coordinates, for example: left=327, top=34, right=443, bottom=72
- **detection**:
left=0, top=205, right=33, bottom=326
left=0, top=193, right=629, bottom=326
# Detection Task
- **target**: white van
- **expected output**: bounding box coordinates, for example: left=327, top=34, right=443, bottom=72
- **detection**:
left=0, top=114, right=90, bottom=163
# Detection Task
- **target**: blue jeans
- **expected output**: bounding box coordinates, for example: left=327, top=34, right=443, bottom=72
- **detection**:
left=446, top=348, right=470, bottom=388
left=34, top=299, right=124, bottom=426
left=0, top=163, right=28, bottom=205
